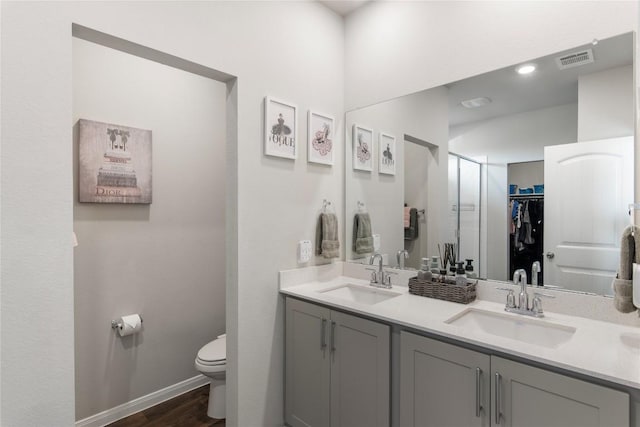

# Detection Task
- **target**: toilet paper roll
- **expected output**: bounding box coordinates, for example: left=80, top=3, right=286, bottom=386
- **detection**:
left=118, top=314, right=143, bottom=337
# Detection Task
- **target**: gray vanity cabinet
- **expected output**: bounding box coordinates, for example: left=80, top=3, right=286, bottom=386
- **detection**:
left=400, top=331, right=491, bottom=427
left=285, top=298, right=390, bottom=427
left=400, top=331, right=629, bottom=427
left=492, top=356, right=629, bottom=427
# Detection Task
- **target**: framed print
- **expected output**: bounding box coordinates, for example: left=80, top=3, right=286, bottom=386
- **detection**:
left=352, top=124, right=373, bottom=172
left=379, top=132, right=396, bottom=175
left=308, top=110, right=335, bottom=166
left=264, top=96, right=297, bottom=159
left=78, top=119, right=152, bottom=204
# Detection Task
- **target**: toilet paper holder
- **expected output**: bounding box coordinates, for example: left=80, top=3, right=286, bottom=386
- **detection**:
left=111, top=315, right=144, bottom=331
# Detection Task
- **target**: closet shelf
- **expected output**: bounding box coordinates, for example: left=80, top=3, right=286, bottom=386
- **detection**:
left=509, top=194, right=544, bottom=199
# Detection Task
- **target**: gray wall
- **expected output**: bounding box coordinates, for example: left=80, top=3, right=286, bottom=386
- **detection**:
left=73, top=38, right=226, bottom=419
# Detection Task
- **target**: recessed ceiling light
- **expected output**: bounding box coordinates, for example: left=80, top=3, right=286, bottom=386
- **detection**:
left=460, top=97, right=492, bottom=109
left=516, top=64, right=536, bottom=75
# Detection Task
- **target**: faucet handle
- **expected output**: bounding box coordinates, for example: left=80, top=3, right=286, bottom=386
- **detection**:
left=365, top=267, right=378, bottom=283
left=496, top=288, right=517, bottom=309
left=532, top=292, right=554, bottom=316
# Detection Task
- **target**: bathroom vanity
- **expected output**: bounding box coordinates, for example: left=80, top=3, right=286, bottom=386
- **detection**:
left=280, top=263, right=640, bottom=427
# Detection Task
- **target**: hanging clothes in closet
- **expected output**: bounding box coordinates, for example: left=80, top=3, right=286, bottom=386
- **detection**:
left=509, top=198, right=544, bottom=284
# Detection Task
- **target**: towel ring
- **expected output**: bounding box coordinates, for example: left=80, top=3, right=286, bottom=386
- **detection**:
left=322, top=199, right=332, bottom=213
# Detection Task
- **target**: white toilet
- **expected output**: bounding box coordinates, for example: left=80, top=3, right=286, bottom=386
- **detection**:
left=195, top=333, right=226, bottom=419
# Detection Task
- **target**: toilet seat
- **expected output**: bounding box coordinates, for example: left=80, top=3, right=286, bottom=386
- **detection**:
left=197, top=335, right=226, bottom=363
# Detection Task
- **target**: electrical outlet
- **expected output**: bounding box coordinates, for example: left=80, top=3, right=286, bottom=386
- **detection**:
left=373, top=234, right=381, bottom=251
left=298, top=240, right=312, bottom=263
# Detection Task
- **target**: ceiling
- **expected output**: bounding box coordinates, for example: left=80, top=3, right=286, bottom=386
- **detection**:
left=318, top=0, right=370, bottom=16
left=447, top=32, right=633, bottom=127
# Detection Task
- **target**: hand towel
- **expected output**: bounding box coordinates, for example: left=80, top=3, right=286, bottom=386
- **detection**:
left=404, top=208, right=418, bottom=241
left=404, top=207, right=411, bottom=228
left=613, top=225, right=640, bottom=313
left=316, top=213, right=340, bottom=259
left=353, top=213, right=374, bottom=254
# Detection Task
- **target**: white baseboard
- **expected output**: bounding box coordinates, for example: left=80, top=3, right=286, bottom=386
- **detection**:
left=75, top=374, right=211, bottom=427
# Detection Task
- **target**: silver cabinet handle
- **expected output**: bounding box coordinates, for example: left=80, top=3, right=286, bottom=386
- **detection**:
left=320, top=318, right=327, bottom=350
left=330, top=321, right=336, bottom=353
left=475, top=367, right=482, bottom=418
left=546, top=251, right=555, bottom=259
left=494, top=372, right=502, bottom=425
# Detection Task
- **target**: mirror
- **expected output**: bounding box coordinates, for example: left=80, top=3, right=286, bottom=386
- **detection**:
left=345, top=32, right=635, bottom=296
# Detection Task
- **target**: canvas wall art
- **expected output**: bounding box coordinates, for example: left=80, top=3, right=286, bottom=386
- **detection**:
left=352, top=124, right=373, bottom=172
left=308, top=110, right=335, bottom=166
left=78, top=119, right=152, bottom=204
left=264, top=96, right=297, bottom=159
left=379, top=132, right=396, bottom=175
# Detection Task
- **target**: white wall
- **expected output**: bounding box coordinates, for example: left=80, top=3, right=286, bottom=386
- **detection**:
left=578, top=65, right=634, bottom=141
left=450, top=103, right=578, bottom=281
left=72, top=38, right=226, bottom=420
left=345, top=1, right=637, bottom=110
left=345, top=87, right=448, bottom=265
left=1, top=2, right=638, bottom=426
left=1, top=2, right=344, bottom=426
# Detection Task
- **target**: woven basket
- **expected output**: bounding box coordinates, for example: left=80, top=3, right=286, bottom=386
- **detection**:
left=408, top=277, right=477, bottom=304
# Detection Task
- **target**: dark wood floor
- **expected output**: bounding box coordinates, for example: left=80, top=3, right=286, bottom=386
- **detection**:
left=108, top=385, right=225, bottom=427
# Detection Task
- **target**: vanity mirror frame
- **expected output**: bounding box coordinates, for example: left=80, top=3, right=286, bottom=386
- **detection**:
left=344, top=31, right=637, bottom=297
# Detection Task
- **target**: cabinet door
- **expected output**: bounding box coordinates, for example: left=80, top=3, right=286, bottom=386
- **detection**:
left=400, top=331, right=491, bottom=427
left=285, top=298, right=331, bottom=427
left=330, top=310, right=390, bottom=427
left=492, top=356, right=629, bottom=427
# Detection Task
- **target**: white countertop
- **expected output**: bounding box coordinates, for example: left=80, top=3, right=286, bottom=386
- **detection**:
left=280, top=266, right=640, bottom=391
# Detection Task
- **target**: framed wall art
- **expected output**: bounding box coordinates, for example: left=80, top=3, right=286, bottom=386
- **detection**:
left=78, top=119, right=152, bottom=204
left=379, top=132, right=396, bottom=175
left=264, top=96, right=297, bottom=159
left=352, top=124, right=373, bottom=172
left=308, top=110, right=335, bottom=166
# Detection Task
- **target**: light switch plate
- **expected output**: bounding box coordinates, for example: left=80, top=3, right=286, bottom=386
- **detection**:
left=298, top=240, right=312, bottom=263
left=373, top=234, right=381, bottom=251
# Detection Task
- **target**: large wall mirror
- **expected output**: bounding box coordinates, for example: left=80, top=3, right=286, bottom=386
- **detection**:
left=345, top=32, right=635, bottom=296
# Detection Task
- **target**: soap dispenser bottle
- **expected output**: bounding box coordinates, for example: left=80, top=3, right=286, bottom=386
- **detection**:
left=455, top=262, right=467, bottom=286
left=417, top=258, right=433, bottom=281
left=465, top=259, right=476, bottom=279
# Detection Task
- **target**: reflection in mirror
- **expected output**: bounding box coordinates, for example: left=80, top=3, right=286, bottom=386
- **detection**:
left=345, top=32, right=635, bottom=296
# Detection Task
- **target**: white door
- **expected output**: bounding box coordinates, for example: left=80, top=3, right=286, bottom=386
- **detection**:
left=544, top=136, right=633, bottom=294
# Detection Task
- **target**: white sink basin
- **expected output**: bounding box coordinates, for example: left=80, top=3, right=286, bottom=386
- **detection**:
left=445, top=308, right=576, bottom=349
left=318, top=284, right=401, bottom=305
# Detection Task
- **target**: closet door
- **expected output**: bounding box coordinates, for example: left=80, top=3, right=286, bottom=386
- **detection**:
left=492, top=356, right=628, bottom=427
left=400, top=331, right=490, bottom=427
left=285, top=298, right=331, bottom=427
left=544, top=137, right=633, bottom=294
left=330, top=310, right=390, bottom=427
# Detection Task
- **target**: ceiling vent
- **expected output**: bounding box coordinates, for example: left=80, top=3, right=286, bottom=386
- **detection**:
left=555, top=49, right=594, bottom=70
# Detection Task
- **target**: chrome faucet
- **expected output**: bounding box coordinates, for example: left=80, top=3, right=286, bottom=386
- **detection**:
left=368, top=253, right=393, bottom=288
left=499, top=268, right=553, bottom=318
left=513, top=269, right=528, bottom=310
left=397, top=250, right=409, bottom=269
left=531, top=261, right=541, bottom=286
